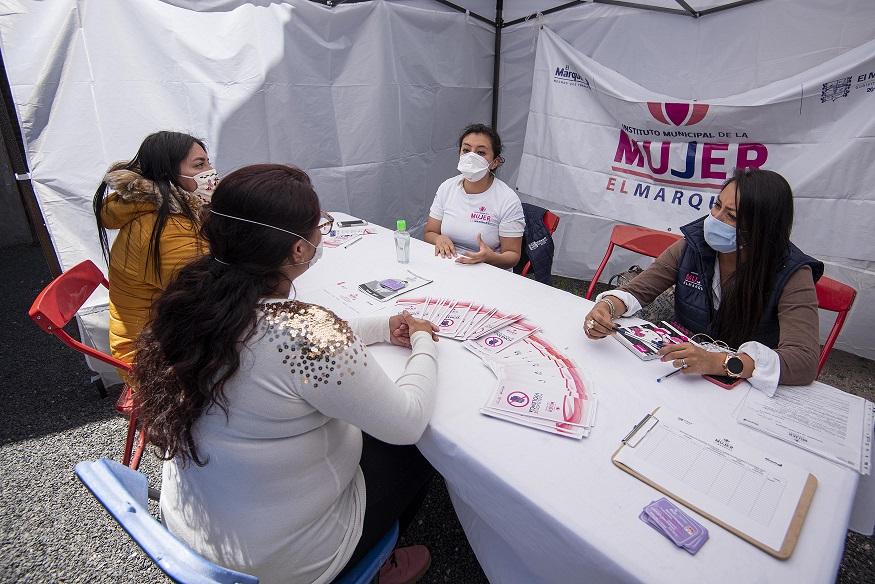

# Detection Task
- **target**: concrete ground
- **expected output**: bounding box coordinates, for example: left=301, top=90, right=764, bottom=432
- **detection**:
left=0, top=243, right=872, bottom=583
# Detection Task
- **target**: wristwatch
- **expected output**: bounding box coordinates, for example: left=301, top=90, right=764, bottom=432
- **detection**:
left=723, top=353, right=744, bottom=378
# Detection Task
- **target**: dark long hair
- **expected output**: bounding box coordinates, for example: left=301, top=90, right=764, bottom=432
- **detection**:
left=714, top=168, right=794, bottom=347
left=132, top=164, right=321, bottom=466
left=93, top=131, right=205, bottom=281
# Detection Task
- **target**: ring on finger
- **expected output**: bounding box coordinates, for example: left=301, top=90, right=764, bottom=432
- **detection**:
left=681, top=358, right=688, bottom=368
left=587, top=319, right=595, bottom=330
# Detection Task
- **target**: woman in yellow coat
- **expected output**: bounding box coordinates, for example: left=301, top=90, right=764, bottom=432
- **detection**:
left=93, top=131, right=218, bottom=371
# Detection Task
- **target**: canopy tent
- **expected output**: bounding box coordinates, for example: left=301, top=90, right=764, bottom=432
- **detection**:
left=1, top=0, right=873, bottom=364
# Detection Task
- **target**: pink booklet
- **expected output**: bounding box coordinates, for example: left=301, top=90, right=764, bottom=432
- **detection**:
left=613, top=321, right=689, bottom=361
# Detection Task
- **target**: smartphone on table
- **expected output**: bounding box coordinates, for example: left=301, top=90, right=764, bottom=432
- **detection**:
left=337, top=219, right=368, bottom=228
left=703, top=374, right=745, bottom=390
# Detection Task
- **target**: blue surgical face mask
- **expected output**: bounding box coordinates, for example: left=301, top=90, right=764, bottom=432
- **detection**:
left=703, top=213, right=737, bottom=253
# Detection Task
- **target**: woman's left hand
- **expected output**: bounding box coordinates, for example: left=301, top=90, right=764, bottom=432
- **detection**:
left=658, top=343, right=724, bottom=375
left=456, top=234, right=492, bottom=265
left=389, top=311, right=439, bottom=347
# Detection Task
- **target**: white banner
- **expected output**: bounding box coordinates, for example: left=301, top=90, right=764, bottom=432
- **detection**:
left=518, top=27, right=875, bottom=262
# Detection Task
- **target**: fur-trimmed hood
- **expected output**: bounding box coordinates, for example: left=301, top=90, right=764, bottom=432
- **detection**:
left=100, top=164, right=204, bottom=230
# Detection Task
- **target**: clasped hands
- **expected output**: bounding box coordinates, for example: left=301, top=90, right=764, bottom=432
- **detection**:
left=389, top=311, right=439, bottom=348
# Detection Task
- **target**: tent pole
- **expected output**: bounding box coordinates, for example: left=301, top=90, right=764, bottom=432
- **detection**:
left=429, top=0, right=494, bottom=25
left=504, top=0, right=692, bottom=27
left=673, top=0, right=699, bottom=17
left=699, top=0, right=764, bottom=16
left=0, top=52, right=61, bottom=276
left=593, top=1, right=690, bottom=16
left=491, top=0, right=503, bottom=129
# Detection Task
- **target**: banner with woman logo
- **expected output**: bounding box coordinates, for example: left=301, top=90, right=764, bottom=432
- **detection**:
left=517, top=27, right=875, bottom=262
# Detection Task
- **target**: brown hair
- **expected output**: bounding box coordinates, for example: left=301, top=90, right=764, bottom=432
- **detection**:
left=133, top=164, right=320, bottom=465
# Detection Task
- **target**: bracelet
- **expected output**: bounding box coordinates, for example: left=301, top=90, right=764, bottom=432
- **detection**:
left=598, top=297, right=616, bottom=319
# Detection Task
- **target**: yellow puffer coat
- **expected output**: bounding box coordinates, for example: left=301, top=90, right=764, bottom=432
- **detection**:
left=100, top=168, right=205, bottom=371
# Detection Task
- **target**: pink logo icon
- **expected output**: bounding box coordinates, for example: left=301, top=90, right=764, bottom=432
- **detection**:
left=647, top=102, right=709, bottom=126
left=479, top=206, right=487, bottom=212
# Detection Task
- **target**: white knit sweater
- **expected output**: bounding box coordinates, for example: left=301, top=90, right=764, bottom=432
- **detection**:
left=160, top=301, right=438, bottom=584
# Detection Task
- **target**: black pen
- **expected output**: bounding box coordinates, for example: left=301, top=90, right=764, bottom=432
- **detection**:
left=343, top=236, right=364, bottom=248
left=656, top=367, right=684, bottom=383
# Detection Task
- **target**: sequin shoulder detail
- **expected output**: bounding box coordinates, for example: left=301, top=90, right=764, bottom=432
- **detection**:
left=258, top=301, right=367, bottom=389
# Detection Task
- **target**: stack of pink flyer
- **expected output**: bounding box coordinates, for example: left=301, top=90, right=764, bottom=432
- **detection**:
left=395, top=297, right=539, bottom=346
left=470, top=335, right=597, bottom=439
left=395, top=298, right=597, bottom=439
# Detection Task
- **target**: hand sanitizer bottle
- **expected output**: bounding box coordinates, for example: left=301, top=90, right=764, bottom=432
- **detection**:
left=394, top=219, right=410, bottom=264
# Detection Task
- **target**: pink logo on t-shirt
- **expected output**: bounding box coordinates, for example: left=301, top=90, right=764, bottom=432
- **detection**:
left=470, top=206, right=492, bottom=224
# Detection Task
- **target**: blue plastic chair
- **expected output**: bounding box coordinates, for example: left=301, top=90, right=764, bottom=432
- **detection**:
left=333, top=520, right=399, bottom=584
left=75, top=459, right=259, bottom=584
left=75, top=459, right=399, bottom=584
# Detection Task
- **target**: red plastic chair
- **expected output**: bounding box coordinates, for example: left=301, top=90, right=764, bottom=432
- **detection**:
left=520, top=210, right=561, bottom=277
left=815, top=275, right=857, bottom=377
left=28, top=260, right=146, bottom=469
left=585, top=225, right=682, bottom=300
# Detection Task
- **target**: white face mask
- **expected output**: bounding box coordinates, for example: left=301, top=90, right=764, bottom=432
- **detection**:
left=457, top=152, right=491, bottom=182
left=180, top=169, right=219, bottom=201
left=293, top=238, right=323, bottom=268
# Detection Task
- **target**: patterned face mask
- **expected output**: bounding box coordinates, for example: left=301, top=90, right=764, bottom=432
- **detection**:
left=180, top=169, right=220, bottom=201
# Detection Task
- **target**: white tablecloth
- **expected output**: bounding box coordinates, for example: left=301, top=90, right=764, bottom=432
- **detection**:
left=293, top=215, right=860, bottom=584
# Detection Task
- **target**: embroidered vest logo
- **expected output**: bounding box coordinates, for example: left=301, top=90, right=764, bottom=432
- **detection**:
left=528, top=236, right=549, bottom=251
left=682, top=272, right=704, bottom=292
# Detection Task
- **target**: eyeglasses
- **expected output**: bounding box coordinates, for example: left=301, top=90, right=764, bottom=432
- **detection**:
left=318, top=212, right=335, bottom=235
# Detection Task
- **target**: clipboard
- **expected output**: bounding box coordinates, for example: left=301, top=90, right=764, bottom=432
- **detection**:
left=612, top=407, right=817, bottom=560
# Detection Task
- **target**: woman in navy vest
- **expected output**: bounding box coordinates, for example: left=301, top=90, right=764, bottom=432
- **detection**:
left=583, top=168, right=823, bottom=394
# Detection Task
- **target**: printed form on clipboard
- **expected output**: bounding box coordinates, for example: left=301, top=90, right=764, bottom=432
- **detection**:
left=613, top=407, right=817, bottom=560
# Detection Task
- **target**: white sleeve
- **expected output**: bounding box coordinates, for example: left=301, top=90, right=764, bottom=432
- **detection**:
left=428, top=182, right=448, bottom=220
left=738, top=341, right=781, bottom=397
left=296, top=331, right=438, bottom=445
left=498, top=192, right=525, bottom=238
left=596, top=289, right=642, bottom=317
left=350, top=316, right=390, bottom=346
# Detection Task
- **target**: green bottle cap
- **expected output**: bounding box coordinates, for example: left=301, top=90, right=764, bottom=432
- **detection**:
left=396, top=219, right=407, bottom=231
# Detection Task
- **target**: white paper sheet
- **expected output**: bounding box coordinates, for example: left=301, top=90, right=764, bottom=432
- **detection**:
left=737, top=384, right=875, bottom=475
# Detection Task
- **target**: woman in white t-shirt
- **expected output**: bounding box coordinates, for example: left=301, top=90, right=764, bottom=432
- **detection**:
left=424, top=124, right=525, bottom=268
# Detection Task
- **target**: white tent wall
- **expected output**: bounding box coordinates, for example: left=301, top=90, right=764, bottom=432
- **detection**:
left=0, top=0, right=495, bottom=272
left=0, top=0, right=494, bottom=379
left=496, top=0, right=875, bottom=360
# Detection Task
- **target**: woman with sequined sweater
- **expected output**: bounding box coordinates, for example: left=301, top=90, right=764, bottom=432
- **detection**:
left=132, top=164, right=440, bottom=584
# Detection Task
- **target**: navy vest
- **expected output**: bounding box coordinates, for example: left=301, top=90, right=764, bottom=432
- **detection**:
left=513, top=202, right=555, bottom=284
left=673, top=217, right=823, bottom=348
